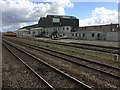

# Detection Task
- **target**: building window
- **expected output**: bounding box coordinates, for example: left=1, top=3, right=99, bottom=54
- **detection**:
left=63, top=27, right=64, bottom=30
left=83, top=33, right=85, bottom=37
left=98, top=33, right=100, bottom=37
left=58, top=28, right=59, bottom=30
left=75, top=33, right=77, bottom=36
left=67, top=27, right=69, bottom=30
left=28, top=31, right=30, bottom=34
left=92, top=33, right=94, bottom=37
left=72, top=33, right=74, bottom=36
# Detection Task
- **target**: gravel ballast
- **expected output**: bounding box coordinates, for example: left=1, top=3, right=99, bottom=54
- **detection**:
left=2, top=45, right=49, bottom=89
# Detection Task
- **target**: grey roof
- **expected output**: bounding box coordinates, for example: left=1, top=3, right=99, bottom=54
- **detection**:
left=46, top=15, right=76, bottom=19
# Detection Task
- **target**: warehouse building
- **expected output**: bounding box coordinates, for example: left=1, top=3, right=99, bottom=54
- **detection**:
left=38, top=15, right=79, bottom=29
left=71, top=24, right=120, bottom=41
left=30, top=27, right=44, bottom=37
left=16, top=23, right=119, bottom=41
left=16, top=29, right=31, bottom=37
left=16, top=14, right=119, bottom=42
left=44, top=26, right=72, bottom=38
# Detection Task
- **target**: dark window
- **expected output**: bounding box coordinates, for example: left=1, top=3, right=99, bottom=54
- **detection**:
left=58, top=28, right=59, bottom=30
left=98, top=33, right=100, bottom=37
left=83, top=33, right=85, bottom=37
left=67, top=27, right=69, bottom=30
left=76, top=33, right=77, bottom=36
left=63, top=27, right=64, bottom=30
left=28, top=31, right=30, bottom=34
left=97, top=33, right=100, bottom=40
left=92, top=33, right=94, bottom=37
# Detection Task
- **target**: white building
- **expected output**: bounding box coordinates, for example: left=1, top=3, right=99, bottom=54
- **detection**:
left=44, top=26, right=72, bottom=38
left=106, top=31, right=120, bottom=41
left=71, top=24, right=119, bottom=41
left=30, top=27, right=44, bottom=37
left=16, top=29, right=31, bottom=37
left=16, top=24, right=119, bottom=42
left=71, top=30, right=106, bottom=40
left=16, top=28, right=45, bottom=37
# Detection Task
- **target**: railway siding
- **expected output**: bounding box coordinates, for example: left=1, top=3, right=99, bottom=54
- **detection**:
left=4, top=36, right=120, bottom=67
left=4, top=38, right=120, bottom=73
left=3, top=37, right=120, bottom=89
left=2, top=40, right=93, bottom=88
left=2, top=45, right=49, bottom=88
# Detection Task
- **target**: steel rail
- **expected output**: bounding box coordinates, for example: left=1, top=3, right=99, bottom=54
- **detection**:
left=35, top=39, right=120, bottom=54
left=4, top=38, right=119, bottom=71
left=3, top=36, right=120, bottom=54
left=70, top=42, right=120, bottom=50
left=4, top=39, right=120, bottom=80
left=2, top=43, right=55, bottom=90
left=3, top=40, right=94, bottom=90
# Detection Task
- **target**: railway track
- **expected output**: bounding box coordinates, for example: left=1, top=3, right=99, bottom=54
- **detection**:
left=2, top=45, right=53, bottom=89
left=3, top=38, right=120, bottom=71
left=35, top=38, right=120, bottom=55
left=3, top=38, right=120, bottom=89
left=4, top=36, right=120, bottom=55
left=3, top=40, right=93, bottom=90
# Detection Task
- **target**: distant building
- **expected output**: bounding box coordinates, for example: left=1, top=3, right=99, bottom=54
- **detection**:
left=78, top=23, right=119, bottom=32
left=30, top=27, right=44, bottom=37
left=38, top=15, right=79, bottom=29
left=44, top=26, right=72, bottom=38
left=16, top=14, right=120, bottom=42
left=71, top=23, right=120, bottom=41
left=16, top=29, right=31, bottom=37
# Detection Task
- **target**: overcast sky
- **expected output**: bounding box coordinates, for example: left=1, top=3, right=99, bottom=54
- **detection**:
left=0, top=0, right=119, bottom=32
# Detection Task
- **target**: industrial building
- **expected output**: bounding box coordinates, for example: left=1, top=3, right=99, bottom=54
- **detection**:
left=30, top=27, right=44, bottom=37
left=16, top=29, right=31, bottom=37
left=71, top=24, right=119, bottom=41
left=38, top=15, right=79, bottom=29
left=44, top=26, right=72, bottom=38
left=16, top=15, right=120, bottom=42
